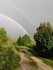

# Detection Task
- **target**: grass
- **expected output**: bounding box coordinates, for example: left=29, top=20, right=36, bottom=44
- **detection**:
left=1, top=37, right=53, bottom=69
left=18, top=46, right=29, bottom=50
left=39, top=57, right=53, bottom=68
left=0, top=39, right=21, bottom=70
left=28, top=59, right=37, bottom=66
left=25, top=53, right=38, bottom=68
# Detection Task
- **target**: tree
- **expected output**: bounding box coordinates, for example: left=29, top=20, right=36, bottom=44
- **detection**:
left=17, top=34, right=36, bottom=48
left=17, top=36, right=22, bottom=46
left=22, top=34, right=31, bottom=46
left=0, top=27, right=7, bottom=42
left=17, top=34, right=31, bottom=46
left=34, top=22, right=53, bottom=57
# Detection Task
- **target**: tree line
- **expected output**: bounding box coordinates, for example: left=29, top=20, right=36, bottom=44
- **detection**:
left=0, top=22, right=53, bottom=70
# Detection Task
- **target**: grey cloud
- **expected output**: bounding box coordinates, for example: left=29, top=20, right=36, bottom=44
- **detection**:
left=0, top=0, right=53, bottom=37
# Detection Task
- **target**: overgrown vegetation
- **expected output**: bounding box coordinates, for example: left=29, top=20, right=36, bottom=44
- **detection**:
left=17, top=34, right=36, bottom=48
left=0, top=22, right=53, bottom=69
left=0, top=27, right=20, bottom=70
left=16, top=22, right=53, bottom=68
left=25, top=53, right=38, bottom=68
left=34, top=22, right=53, bottom=58
left=0, top=46, right=20, bottom=70
left=0, top=27, right=7, bottom=45
left=39, top=57, right=53, bottom=68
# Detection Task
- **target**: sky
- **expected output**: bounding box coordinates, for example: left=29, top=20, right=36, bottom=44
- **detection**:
left=0, top=0, right=53, bottom=37
left=0, top=14, right=28, bottom=37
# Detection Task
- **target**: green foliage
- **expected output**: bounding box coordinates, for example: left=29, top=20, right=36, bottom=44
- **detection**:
left=39, top=57, right=53, bottom=68
left=25, top=53, right=38, bottom=68
left=17, top=34, right=31, bottom=46
left=22, top=34, right=31, bottom=46
left=17, top=36, right=22, bottom=46
left=0, top=46, right=20, bottom=70
left=17, top=34, right=36, bottom=48
left=34, top=22, right=53, bottom=57
left=28, top=59, right=37, bottom=66
left=0, top=27, right=7, bottom=40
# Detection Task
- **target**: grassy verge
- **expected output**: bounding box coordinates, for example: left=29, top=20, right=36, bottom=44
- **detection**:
left=39, top=57, right=53, bottom=68
left=25, top=53, right=38, bottom=68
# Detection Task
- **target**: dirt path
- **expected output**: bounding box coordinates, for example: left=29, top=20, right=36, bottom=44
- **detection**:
left=31, top=56, right=53, bottom=70
left=17, top=52, right=53, bottom=70
left=18, top=52, right=36, bottom=70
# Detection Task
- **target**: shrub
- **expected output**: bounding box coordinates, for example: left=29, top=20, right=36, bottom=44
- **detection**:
left=17, top=34, right=31, bottom=46
left=0, top=46, right=20, bottom=70
left=0, top=27, right=7, bottom=44
left=34, top=22, right=53, bottom=57
left=22, top=34, right=31, bottom=46
left=0, top=27, right=7, bottom=40
left=17, top=34, right=36, bottom=51
left=17, top=36, right=22, bottom=46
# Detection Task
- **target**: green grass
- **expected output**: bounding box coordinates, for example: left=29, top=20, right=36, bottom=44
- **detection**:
left=0, top=40, right=21, bottom=70
left=25, top=53, right=38, bottom=68
left=28, top=59, right=37, bottom=67
left=39, top=57, right=53, bottom=68
left=18, top=46, right=29, bottom=49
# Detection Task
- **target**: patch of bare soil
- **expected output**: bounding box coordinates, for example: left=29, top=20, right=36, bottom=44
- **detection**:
left=17, top=52, right=53, bottom=70
left=17, top=53, right=37, bottom=70
left=31, top=56, right=53, bottom=70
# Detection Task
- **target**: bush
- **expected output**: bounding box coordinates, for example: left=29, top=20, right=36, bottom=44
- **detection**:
left=0, top=27, right=7, bottom=39
left=0, top=46, right=20, bottom=70
left=17, top=36, right=22, bottom=46
left=17, top=34, right=36, bottom=51
left=17, top=34, right=31, bottom=46
left=0, top=27, right=7, bottom=44
left=34, top=22, right=53, bottom=57
left=22, top=34, right=31, bottom=46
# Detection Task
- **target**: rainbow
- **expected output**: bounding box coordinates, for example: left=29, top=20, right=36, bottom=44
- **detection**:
left=0, top=13, right=29, bottom=36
